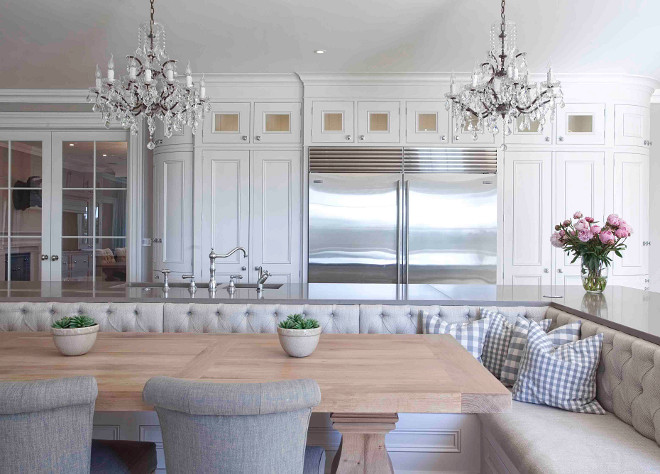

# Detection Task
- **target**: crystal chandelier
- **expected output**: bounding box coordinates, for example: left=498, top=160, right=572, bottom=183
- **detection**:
left=445, top=0, right=564, bottom=140
left=88, top=0, right=211, bottom=149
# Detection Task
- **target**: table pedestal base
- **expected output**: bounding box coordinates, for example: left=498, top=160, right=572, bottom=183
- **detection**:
left=330, top=413, right=398, bottom=474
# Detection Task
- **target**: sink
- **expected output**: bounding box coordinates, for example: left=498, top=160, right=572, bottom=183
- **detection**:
left=125, top=282, right=210, bottom=289
left=224, top=283, right=283, bottom=290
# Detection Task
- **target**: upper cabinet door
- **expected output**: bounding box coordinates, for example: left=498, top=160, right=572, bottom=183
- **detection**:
left=556, top=103, right=605, bottom=145
left=253, top=102, right=301, bottom=144
left=203, top=102, right=251, bottom=144
left=503, top=151, right=552, bottom=286
left=311, top=101, right=354, bottom=143
left=405, top=101, right=449, bottom=144
left=504, top=116, right=553, bottom=145
left=357, top=101, right=400, bottom=143
left=612, top=153, right=649, bottom=276
left=451, top=115, right=496, bottom=145
left=615, top=105, right=650, bottom=147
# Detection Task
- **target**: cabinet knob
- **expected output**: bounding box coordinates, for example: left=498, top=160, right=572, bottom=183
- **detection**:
left=454, top=135, right=460, bottom=141
left=359, top=135, right=365, bottom=141
left=543, top=268, right=549, bottom=273
left=441, top=135, right=447, bottom=141
left=545, top=136, right=550, bottom=142
left=255, top=136, right=261, bottom=141
left=557, top=268, right=563, bottom=273
left=558, top=136, right=564, bottom=142
left=241, top=135, right=248, bottom=141
left=241, top=266, right=247, bottom=271
left=51, top=255, right=59, bottom=262
left=346, top=135, right=352, bottom=141
left=41, top=254, right=49, bottom=261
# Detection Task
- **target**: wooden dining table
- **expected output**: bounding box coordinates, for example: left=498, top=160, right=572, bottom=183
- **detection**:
left=0, top=332, right=511, bottom=474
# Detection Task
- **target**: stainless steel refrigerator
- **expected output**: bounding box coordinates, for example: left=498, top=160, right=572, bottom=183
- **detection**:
left=308, top=147, right=498, bottom=284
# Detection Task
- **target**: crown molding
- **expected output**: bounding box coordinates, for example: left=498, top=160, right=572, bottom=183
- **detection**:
left=0, top=89, right=89, bottom=103
left=192, top=72, right=301, bottom=86
left=651, top=90, right=660, bottom=104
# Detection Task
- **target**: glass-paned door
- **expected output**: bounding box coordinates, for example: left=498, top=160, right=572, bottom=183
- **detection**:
left=52, top=132, right=128, bottom=282
left=0, top=132, right=52, bottom=282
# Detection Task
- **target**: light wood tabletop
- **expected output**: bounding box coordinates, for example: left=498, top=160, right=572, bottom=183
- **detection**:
left=0, top=332, right=511, bottom=473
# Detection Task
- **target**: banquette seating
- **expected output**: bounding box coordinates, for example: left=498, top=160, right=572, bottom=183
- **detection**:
left=2, top=302, right=660, bottom=473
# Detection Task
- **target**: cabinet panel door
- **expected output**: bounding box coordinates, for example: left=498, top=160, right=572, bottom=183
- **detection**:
left=504, top=116, right=553, bottom=145
left=612, top=153, right=649, bottom=276
left=203, top=102, right=251, bottom=144
left=153, top=149, right=193, bottom=274
left=553, top=152, right=605, bottom=283
left=615, top=105, right=650, bottom=147
left=200, top=150, right=250, bottom=282
left=357, top=101, right=400, bottom=143
left=253, top=102, right=301, bottom=144
left=250, top=150, right=301, bottom=283
left=405, top=102, right=449, bottom=144
left=503, top=151, right=552, bottom=285
left=311, top=101, right=354, bottom=143
left=556, top=103, right=605, bottom=145
left=451, top=115, right=496, bottom=145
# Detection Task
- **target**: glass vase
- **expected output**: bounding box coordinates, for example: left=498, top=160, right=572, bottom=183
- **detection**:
left=580, top=257, right=608, bottom=294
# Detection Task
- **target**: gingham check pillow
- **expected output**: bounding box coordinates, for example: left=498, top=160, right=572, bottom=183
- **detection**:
left=424, top=314, right=492, bottom=361
left=512, top=321, right=605, bottom=414
left=500, top=316, right=580, bottom=387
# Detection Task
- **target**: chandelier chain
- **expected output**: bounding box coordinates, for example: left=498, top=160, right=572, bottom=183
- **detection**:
left=149, top=0, right=155, bottom=37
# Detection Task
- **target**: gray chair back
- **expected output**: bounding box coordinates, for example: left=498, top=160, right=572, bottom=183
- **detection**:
left=0, top=376, right=98, bottom=474
left=143, top=376, right=321, bottom=474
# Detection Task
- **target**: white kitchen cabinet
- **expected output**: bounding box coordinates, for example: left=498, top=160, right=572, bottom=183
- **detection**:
left=253, top=102, right=301, bottom=144
left=405, top=101, right=449, bottom=144
left=311, top=101, right=354, bottom=143
left=200, top=150, right=251, bottom=282
left=504, top=116, right=553, bottom=145
left=203, top=102, right=251, bottom=144
left=615, top=105, right=650, bottom=147
left=612, top=152, right=649, bottom=277
left=556, top=103, right=605, bottom=145
left=356, top=101, right=400, bottom=143
left=451, top=115, right=496, bottom=145
left=553, top=152, right=605, bottom=285
left=503, top=151, right=552, bottom=286
left=250, top=150, right=301, bottom=283
left=153, top=147, right=193, bottom=276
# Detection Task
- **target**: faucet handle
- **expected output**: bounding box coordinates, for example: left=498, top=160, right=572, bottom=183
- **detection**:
left=182, top=274, right=195, bottom=281
left=229, top=274, right=243, bottom=282
left=161, top=269, right=171, bottom=275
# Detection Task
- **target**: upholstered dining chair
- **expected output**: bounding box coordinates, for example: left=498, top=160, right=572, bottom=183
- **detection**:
left=0, top=376, right=157, bottom=474
left=143, top=376, right=326, bottom=474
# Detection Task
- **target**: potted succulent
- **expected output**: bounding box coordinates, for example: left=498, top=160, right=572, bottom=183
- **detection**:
left=51, top=315, right=99, bottom=356
left=551, top=212, right=632, bottom=293
left=277, top=314, right=321, bottom=358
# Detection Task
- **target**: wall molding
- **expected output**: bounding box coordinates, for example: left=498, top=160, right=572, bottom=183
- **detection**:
left=0, top=89, right=89, bottom=103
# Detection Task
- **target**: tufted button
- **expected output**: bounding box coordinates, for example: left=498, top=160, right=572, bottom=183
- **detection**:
left=21, top=308, right=27, bottom=314
left=134, top=310, right=139, bottom=316
left=380, top=314, right=384, bottom=319
left=49, top=309, right=56, bottom=315
left=216, top=311, right=221, bottom=316
left=187, top=311, right=192, bottom=316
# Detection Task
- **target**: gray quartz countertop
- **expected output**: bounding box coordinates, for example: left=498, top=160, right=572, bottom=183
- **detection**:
left=0, top=282, right=655, bottom=344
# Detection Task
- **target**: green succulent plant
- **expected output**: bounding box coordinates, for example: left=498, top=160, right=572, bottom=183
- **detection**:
left=278, top=314, right=320, bottom=330
left=52, top=315, right=98, bottom=329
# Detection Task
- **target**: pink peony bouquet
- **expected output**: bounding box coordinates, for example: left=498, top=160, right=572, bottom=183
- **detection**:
left=551, top=211, right=632, bottom=292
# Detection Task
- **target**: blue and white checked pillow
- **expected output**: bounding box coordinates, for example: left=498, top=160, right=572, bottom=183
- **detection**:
left=512, top=321, right=605, bottom=414
left=500, top=316, right=580, bottom=387
left=424, top=314, right=492, bottom=361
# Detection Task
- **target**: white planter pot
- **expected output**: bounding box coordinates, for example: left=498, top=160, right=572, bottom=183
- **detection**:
left=277, top=326, right=322, bottom=358
left=51, top=325, right=99, bottom=356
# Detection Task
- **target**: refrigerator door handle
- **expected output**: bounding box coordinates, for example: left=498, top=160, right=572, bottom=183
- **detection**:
left=396, top=179, right=402, bottom=286
left=404, top=180, right=410, bottom=285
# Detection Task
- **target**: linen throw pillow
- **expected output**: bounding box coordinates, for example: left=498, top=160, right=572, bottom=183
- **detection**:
left=424, top=314, right=491, bottom=361
left=500, top=316, right=580, bottom=387
left=512, top=321, right=605, bottom=414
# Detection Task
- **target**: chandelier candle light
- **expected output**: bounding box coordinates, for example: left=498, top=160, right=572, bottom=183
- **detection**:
left=445, top=0, right=564, bottom=140
left=88, top=0, right=211, bottom=149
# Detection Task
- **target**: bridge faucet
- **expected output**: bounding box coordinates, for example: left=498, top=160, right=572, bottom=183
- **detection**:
left=255, top=266, right=271, bottom=292
left=208, top=247, right=248, bottom=289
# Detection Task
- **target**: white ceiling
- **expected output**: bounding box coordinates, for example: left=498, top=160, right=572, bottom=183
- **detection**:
left=1, top=0, right=659, bottom=89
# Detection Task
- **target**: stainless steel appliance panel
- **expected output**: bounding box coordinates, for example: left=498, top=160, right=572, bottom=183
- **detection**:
left=308, top=173, right=400, bottom=283
left=405, top=174, right=497, bottom=284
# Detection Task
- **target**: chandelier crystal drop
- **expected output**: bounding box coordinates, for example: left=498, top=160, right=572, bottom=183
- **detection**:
left=88, top=0, right=211, bottom=149
left=445, top=0, right=564, bottom=140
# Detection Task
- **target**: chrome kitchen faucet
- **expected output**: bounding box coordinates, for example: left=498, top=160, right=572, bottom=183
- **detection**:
left=208, top=247, right=248, bottom=290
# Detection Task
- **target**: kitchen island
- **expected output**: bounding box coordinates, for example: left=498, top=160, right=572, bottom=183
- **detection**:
left=0, top=281, right=655, bottom=344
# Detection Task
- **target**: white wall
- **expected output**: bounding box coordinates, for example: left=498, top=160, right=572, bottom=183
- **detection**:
left=650, top=104, right=660, bottom=292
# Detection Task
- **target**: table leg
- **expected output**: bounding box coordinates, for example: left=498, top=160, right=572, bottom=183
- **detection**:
left=330, top=413, right=398, bottom=474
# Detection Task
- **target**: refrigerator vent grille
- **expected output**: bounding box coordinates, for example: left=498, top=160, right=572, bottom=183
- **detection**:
left=309, top=147, right=403, bottom=173
left=403, top=148, right=497, bottom=174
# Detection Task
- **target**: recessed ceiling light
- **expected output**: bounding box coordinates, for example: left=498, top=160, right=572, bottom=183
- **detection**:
left=68, top=143, right=75, bottom=147
left=102, top=154, right=107, bottom=157
left=314, top=50, right=326, bottom=54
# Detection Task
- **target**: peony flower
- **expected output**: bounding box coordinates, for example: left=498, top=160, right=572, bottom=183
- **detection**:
left=555, top=224, right=561, bottom=231
left=591, top=225, right=601, bottom=234
left=559, top=230, right=566, bottom=237
left=607, top=214, right=621, bottom=227
left=575, top=219, right=588, bottom=232
left=563, top=220, right=571, bottom=227
left=599, top=230, right=615, bottom=245
left=578, top=230, right=591, bottom=242
left=615, top=228, right=629, bottom=239
left=585, top=217, right=595, bottom=223
left=573, top=211, right=583, bottom=219
left=621, top=222, right=633, bottom=235
left=550, top=232, right=563, bottom=248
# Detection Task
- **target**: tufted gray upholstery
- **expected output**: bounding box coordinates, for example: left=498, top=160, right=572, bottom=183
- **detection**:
left=0, top=302, right=163, bottom=332
left=545, top=306, right=660, bottom=447
left=163, top=304, right=359, bottom=334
